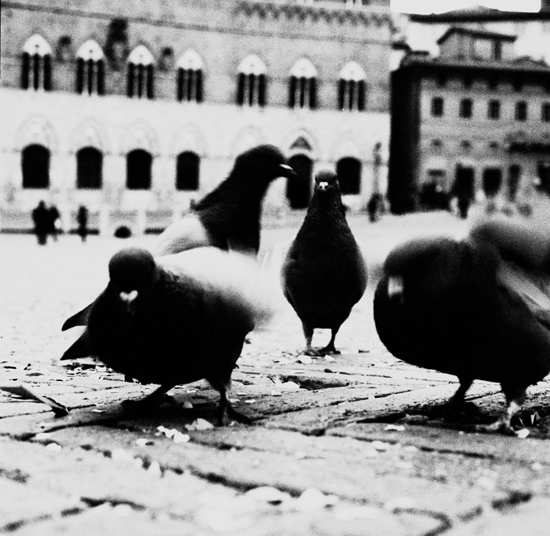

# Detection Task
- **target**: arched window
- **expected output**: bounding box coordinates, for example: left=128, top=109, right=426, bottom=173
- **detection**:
left=286, top=154, right=312, bottom=209
left=22, top=144, right=50, bottom=189
left=127, top=45, right=154, bottom=99
left=126, top=149, right=152, bottom=190
left=289, top=58, right=317, bottom=109
left=76, top=40, right=105, bottom=95
left=21, top=35, right=52, bottom=91
left=336, top=157, right=361, bottom=195
left=76, top=147, right=103, bottom=189
left=338, top=61, right=366, bottom=111
left=176, top=151, right=200, bottom=191
left=177, top=50, right=203, bottom=103
left=236, top=55, right=266, bottom=107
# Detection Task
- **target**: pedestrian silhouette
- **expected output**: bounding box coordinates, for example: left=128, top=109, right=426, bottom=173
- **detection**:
left=48, top=204, right=61, bottom=241
left=76, top=205, right=89, bottom=242
left=31, top=201, right=49, bottom=245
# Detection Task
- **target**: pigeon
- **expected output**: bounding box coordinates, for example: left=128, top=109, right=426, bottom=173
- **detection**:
left=153, top=144, right=296, bottom=257
left=61, top=247, right=273, bottom=424
left=61, top=144, right=295, bottom=349
left=373, top=217, right=550, bottom=433
left=281, top=170, right=367, bottom=355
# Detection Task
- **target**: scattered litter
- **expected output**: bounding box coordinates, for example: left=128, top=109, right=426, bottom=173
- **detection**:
left=296, top=488, right=338, bottom=511
left=91, top=409, right=105, bottom=413
left=385, top=424, right=405, bottom=432
left=45, top=443, right=62, bottom=452
left=148, top=460, right=162, bottom=477
left=297, top=355, right=313, bottom=365
left=245, top=486, right=291, bottom=505
left=182, top=401, right=193, bottom=409
left=228, top=398, right=239, bottom=404
left=244, top=399, right=256, bottom=404
left=187, top=418, right=214, bottom=431
left=135, top=438, right=154, bottom=447
left=371, top=441, right=391, bottom=451
left=516, top=428, right=530, bottom=439
left=173, top=431, right=190, bottom=443
left=34, top=432, right=52, bottom=441
left=324, top=355, right=335, bottom=362
left=0, top=383, right=69, bottom=416
left=270, top=390, right=282, bottom=396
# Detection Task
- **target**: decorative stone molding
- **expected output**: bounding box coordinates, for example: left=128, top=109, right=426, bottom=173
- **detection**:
left=234, top=1, right=391, bottom=27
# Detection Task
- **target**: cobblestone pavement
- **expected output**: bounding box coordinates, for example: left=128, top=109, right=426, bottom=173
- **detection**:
left=2, top=211, right=550, bottom=535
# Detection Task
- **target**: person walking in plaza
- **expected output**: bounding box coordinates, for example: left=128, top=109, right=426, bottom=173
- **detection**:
left=76, top=205, right=89, bottom=243
left=31, top=200, right=49, bottom=245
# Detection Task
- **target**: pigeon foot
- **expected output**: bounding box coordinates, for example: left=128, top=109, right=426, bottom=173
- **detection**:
left=474, top=419, right=516, bottom=435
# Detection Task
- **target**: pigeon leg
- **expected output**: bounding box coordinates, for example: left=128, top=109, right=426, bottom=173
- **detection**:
left=302, top=325, right=316, bottom=356
left=318, top=328, right=341, bottom=356
left=444, top=377, right=478, bottom=416
left=122, top=384, right=176, bottom=414
left=475, top=386, right=526, bottom=434
left=217, top=387, right=252, bottom=426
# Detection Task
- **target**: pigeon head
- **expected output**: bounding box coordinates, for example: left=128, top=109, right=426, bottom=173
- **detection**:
left=233, top=144, right=296, bottom=183
left=108, top=248, right=157, bottom=309
left=314, top=170, right=340, bottom=195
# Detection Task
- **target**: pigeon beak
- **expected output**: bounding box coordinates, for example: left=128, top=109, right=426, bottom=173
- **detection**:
left=119, top=290, right=138, bottom=314
left=278, top=164, right=297, bottom=179
left=120, top=290, right=138, bottom=304
left=317, top=181, right=329, bottom=191
left=387, top=276, right=404, bottom=301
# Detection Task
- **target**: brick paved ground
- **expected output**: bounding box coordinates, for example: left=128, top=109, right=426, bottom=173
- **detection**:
left=2, top=211, right=550, bottom=535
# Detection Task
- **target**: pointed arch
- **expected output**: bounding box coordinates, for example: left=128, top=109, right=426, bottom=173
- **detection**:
left=176, top=50, right=204, bottom=103
left=237, top=55, right=267, bottom=107
left=127, top=45, right=154, bottom=99
left=21, top=35, right=52, bottom=91
left=76, top=40, right=105, bottom=95
left=289, top=58, right=318, bottom=109
left=338, top=61, right=367, bottom=111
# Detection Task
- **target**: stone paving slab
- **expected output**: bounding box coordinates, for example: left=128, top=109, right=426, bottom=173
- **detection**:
left=3, top=214, right=550, bottom=535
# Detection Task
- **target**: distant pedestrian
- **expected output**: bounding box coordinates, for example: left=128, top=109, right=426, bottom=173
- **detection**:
left=48, top=204, right=61, bottom=241
left=31, top=200, right=49, bottom=245
left=367, top=193, right=382, bottom=223
left=457, top=194, right=471, bottom=219
left=76, top=205, right=89, bottom=242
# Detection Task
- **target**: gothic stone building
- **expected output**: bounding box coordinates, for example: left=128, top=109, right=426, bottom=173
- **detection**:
left=389, top=26, right=550, bottom=214
left=0, top=0, right=392, bottom=234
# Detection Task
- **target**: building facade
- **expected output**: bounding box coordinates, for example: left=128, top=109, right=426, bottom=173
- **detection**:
left=389, top=26, right=550, bottom=214
left=0, top=0, right=393, bottom=234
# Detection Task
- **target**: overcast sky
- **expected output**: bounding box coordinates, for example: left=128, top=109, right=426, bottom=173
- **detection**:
left=390, top=0, right=541, bottom=14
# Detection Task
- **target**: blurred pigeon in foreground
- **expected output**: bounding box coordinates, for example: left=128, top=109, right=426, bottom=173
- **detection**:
left=281, top=170, right=367, bottom=355
left=153, top=144, right=296, bottom=257
left=374, top=217, right=550, bottom=433
left=62, top=247, right=273, bottom=424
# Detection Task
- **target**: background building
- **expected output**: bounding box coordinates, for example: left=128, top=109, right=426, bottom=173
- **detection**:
left=389, top=5, right=550, bottom=214
left=0, top=0, right=393, bottom=234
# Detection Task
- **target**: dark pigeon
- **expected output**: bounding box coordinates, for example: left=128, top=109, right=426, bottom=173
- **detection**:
left=62, top=247, right=272, bottom=424
left=373, top=218, right=550, bottom=433
left=153, top=144, right=296, bottom=257
left=281, top=170, right=367, bottom=355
